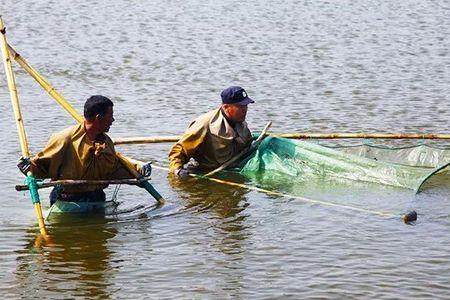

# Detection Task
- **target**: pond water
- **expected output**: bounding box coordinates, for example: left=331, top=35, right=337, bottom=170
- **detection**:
left=1, top=0, right=450, bottom=298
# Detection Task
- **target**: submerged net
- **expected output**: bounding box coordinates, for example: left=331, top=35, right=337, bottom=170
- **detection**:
left=330, top=143, right=450, bottom=168
left=239, top=137, right=450, bottom=191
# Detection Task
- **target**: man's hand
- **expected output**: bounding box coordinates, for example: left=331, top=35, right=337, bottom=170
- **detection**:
left=137, top=162, right=152, bottom=188
left=174, top=168, right=190, bottom=178
left=139, top=162, right=152, bottom=178
left=17, top=157, right=31, bottom=176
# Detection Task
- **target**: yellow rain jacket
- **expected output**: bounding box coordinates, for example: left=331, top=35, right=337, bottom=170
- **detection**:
left=31, top=123, right=138, bottom=193
left=169, top=108, right=253, bottom=171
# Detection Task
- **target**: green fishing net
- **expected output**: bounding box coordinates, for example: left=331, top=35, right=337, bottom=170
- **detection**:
left=239, top=137, right=450, bottom=192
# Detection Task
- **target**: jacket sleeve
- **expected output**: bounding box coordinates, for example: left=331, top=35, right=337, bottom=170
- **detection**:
left=108, top=161, right=140, bottom=179
left=107, top=140, right=140, bottom=179
left=168, top=121, right=208, bottom=172
left=30, top=133, right=69, bottom=179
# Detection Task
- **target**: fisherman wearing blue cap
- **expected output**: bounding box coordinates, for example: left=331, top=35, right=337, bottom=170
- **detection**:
left=169, top=86, right=255, bottom=177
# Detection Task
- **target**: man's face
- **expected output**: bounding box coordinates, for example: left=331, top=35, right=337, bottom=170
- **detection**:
left=224, top=104, right=248, bottom=123
left=97, top=106, right=115, bottom=133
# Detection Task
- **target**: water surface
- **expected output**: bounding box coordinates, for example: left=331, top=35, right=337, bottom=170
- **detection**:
left=1, top=0, right=450, bottom=298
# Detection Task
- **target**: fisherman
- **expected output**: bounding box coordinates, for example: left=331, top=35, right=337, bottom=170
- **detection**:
left=17, top=95, right=152, bottom=205
left=169, top=86, right=255, bottom=177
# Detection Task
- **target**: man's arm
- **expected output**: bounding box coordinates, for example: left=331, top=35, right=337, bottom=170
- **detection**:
left=108, top=159, right=139, bottom=179
left=168, top=121, right=208, bottom=173
left=106, top=139, right=143, bottom=179
left=30, top=133, right=68, bottom=179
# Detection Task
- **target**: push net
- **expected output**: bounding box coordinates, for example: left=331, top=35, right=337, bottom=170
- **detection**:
left=239, top=137, right=450, bottom=192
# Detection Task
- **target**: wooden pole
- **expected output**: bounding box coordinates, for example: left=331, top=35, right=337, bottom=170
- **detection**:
left=113, top=136, right=181, bottom=145
left=7, top=44, right=83, bottom=123
left=110, top=132, right=450, bottom=145
left=273, top=132, right=450, bottom=139
left=8, top=42, right=164, bottom=203
left=116, top=152, right=164, bottom=203
left=0, top=17, right=48, bottom=236
left=15, top=177, right=152, bottom=191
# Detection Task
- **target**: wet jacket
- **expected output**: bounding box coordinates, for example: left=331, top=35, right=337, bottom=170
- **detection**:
left=30, top=123, right=138, bottom=193
left=169, top=108, right=253, bottom=171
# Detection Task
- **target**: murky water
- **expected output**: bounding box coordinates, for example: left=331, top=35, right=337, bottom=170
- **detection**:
left=1, top=0, right=450, bottom=298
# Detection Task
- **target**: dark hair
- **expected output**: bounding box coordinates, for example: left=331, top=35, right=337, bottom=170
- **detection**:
left=84, top=95, right=113, bottom=119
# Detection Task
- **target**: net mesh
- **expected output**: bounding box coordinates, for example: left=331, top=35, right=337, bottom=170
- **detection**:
left=239, top=137, right=450, bottom=191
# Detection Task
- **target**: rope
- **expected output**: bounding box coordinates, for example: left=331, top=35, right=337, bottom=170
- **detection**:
left=149, top=164, right=395, bottom=218
left=121, top=158, right=416, bottom=223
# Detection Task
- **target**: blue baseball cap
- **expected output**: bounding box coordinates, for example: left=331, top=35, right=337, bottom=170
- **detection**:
left=221, top=86, right=255, bottom=105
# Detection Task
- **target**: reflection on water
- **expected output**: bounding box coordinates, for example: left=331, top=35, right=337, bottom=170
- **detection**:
left=14, top=222, right=116, bottom=299
left=167, top=174, right=251, bottom=297
left=168, top=173, right=250, bottom=252
left=169, top=174, right=249, bottom=215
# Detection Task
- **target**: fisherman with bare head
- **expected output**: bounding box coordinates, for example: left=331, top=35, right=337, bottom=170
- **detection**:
left=17, top=95, right=151, bottom=206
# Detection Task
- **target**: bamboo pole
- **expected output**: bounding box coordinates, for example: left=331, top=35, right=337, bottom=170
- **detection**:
left=0, top=17, right=48, bottom=236
left=113, top=136, right=181, bottom=145
left=7, top=44, right=83, bottom=123
left=273, top=133, right=450, bottom=139
left=116, top=152, right=164, bottom=203
left=8, top=42, right=164, bottom=203
left=15, top=177, right=152, bottom=191
left=111, top=132, right=450, bottom=145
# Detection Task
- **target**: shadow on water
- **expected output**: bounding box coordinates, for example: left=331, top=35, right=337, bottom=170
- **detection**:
left=167, top=173, right=253, bottom=296
left=168, top=172, right=251, bottom=221
left=168, top=172, right=252, bottom=247
left=14, top=220, right=117, bottom=299
left=10, top=196, right=168, bottom=299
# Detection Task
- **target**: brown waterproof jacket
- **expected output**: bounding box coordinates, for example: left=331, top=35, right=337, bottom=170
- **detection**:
left=30, top=123, right=138, bottom=193
left=169, top=108, right=253, bottom=172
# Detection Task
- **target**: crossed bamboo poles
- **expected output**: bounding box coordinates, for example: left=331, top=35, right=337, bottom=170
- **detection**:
left=6, top=41, right=165, bottom=201
left=0, top=17, right=164, bottom=236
